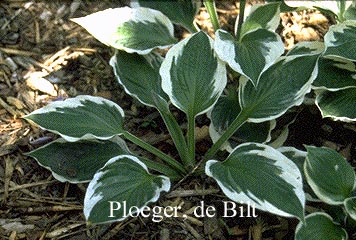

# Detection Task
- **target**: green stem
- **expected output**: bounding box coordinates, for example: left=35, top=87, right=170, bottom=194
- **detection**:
left=185, top=22, right=199, bottom=33
left=236, top=0, right=247, bottom=40
left=153, top=94, right=190, bottom=168
left=139, top=157, right=182, bottom=180
left=123, top=131, right=186, bottom=175
left=158, top=108, right=190, bottom=167
left=187, top=113, right=196, bottom=167
left=338, top=0, right=346, bottom=22
left=204, top=110, right=249, bottom=160
left=204, top=0, right=220, bottom=32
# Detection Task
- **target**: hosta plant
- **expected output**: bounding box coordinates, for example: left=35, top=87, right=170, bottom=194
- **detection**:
left=24, top=0, right=356, bottom=238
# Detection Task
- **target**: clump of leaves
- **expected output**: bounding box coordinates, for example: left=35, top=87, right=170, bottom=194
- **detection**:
left=24, top=0, right=356, bottom=238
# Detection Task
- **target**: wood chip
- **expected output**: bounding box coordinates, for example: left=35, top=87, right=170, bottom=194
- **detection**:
left=6, top=96, right=25, bottom=110
left=26, top=72, right=57, bottom=96
left=0, top=96, right=21, bottom=116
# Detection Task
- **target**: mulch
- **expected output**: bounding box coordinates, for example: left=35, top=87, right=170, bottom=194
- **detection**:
left=0, top=1, right=355, bottom=239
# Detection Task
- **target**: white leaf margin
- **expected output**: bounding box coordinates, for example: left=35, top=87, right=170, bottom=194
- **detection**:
left=24, top=95, right=125, bottom=142
left=84, top=154, right=171, bottom=223
left=240, top=55, right=319, bottom=123
left=71, top=7, right=175, bottom=55
left=304, top=146, right=356, bottom=205
left=206, top=143, right=305, bottom=219
left=344, top=197, right=356, bottom=221
left=160, top=31, right=227, bottom=116
left=214, top=29, right=284, bottom=87
left=295, top=212, right=349, bottom=240
left=28, top=136, right=129, bottom=184
left=109, top=52, right=165, bottom=108
left=312, top=57, right=356, bottom=92
left=315, top=89, right=356, bottom=123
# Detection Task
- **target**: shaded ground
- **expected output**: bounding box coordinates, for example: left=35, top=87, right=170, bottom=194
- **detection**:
left=0, top=1, right=355, bottom=239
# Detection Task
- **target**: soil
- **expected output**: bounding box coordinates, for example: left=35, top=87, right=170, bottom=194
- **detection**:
left=0, top=1, right=355, bottom=239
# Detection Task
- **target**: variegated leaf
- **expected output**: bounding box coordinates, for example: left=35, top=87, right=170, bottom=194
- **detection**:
left=131, top=0, right=200, bottom=33
left=239, top=2, right=281, bottom=37
left=215, top=29, right=283, bottom=86
left=239, top=54, right=319, bottom=123
left=110, top=51, right=168, bottom=108
left=304, top=146, right=356, bottom=205
left=278, top=147, right=320, bottom=202
left=27, top=137, right=129, bottom=183
left=24, top=95, right=125, bottom=142
left=313, top=57, right=356, bottom=91
left=84, top=155, right=170, bottom=224
left=344, top=197, right=356, bottom=221
left=71, top=7, right=176, bottom=54
left=324, top=20, right=356, bottom=62
left=287, top=41, right=325, bottom=56
left=160, top=31, right=226, bottom=117
left=295, top=212, right=348, bottom=240
left=206, top=143, right=305, bottom=220
left=316, top=88, right=356, bottom=122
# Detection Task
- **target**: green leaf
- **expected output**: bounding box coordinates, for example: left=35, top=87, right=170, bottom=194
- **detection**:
left=240, top=54, right=319, bottom=122
left=215, top=29, right=284, bottom=86
left=278, top=147, right=320, bottom=202
left=160, top=31, right=226, bottom=117
left=316, top=88, right=356, bottom=122
left=206, top=143, right=305, bottom=220
left=24, top=95, right=125, bottom=142
left=324, top=20, right=356, bottom=61
left=295, top=212, right=348, bottom=240
left=305, top=146, right=356, bottom=205
left=344, top=197, right=356, bottom=221
left=110, top=51, right=168, bottom=108
left=71, top=7, right=176, bottom=54
left=209, top=94, right=275, bottom=152
left=131, top=0, right=200, bottom=33
left=84, top=155, right=170, bottom=224
left=27, top=137, right=129, bottom=183
left=313, top=57, right=356, bottom=91
left=240, top=2, right=281, bottom=37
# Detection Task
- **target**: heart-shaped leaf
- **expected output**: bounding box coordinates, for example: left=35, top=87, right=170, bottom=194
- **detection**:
left=209, top=94, right=275, bottom=152
left=239, top=2, right=281, bottom=37
left=304, top=146, right=356, bottom=205
left=206, top=143, right=305, bottom=220
left=24, top=95, right=125, bottom=142
left=131, top=0, right=200, bottom=33
left=239, top=54, right=319, bottom=123
left=295, top=212, right=348, bottom=240
left=316, top=88, right=356, bottom=122
left=215, top=29, right=283, bottom=86
left=344, top=197, right=356, bottom=221
left=160, top=31, right=226, bottom=117
left=324, top=20, right=356, bottom=62
left=27, top=137, right=129, bottom=183
left=313, top=57, right=356, bottom=91
left=84, top=155, right=170, bottom=224
left=71, top=7, right=176, bottom=54
left=110, top=51, right=168, bottom=108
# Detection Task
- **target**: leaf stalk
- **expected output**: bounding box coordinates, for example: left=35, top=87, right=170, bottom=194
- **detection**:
left=236, top=0, right=247, bottom=40
left=123, top=131, right=187, bottom=175
left=204, top=0, right=220, bottom=32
